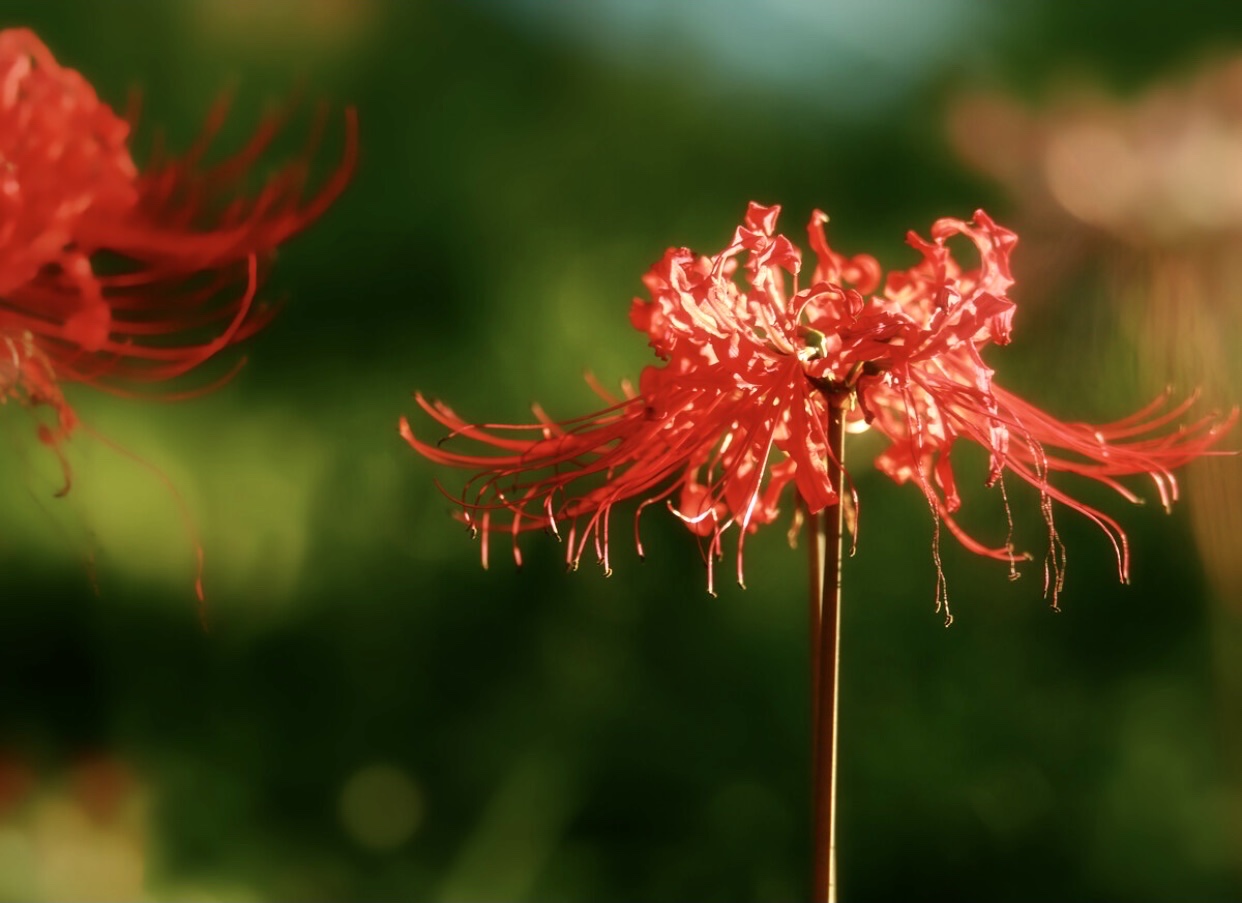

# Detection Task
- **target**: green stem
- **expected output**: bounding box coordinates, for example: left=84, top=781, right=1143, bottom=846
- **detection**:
left=811, top=403, right=846, bottom=903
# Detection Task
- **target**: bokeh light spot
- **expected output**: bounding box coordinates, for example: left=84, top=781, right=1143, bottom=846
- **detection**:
left=338, top=763, right=423, bottom=851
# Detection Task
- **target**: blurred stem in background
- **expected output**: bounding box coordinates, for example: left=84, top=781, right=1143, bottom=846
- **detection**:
left=950, top=59, right=1242, bottom=878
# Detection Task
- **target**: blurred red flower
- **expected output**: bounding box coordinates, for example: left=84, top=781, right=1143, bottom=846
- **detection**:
left=0, top=27, right=356, bottom=484
left=403, top=203, right=1233, bottom=607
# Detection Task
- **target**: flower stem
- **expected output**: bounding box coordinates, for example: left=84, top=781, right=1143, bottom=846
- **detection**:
left=811, top=403, right=846, bottom=903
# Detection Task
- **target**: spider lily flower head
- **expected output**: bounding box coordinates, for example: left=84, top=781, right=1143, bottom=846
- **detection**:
left=403, top=202, right=1235, bottom=611
left=0, top=27, right=357, bottom=483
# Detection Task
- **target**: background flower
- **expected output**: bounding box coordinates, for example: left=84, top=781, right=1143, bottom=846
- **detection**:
left=0, top=28, right=356, bottom=477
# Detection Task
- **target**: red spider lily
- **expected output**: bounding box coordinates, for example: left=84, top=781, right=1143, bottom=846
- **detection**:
left=402, top=202, right=1235, bottom=606
left=0, top=27, right=357, bottom=482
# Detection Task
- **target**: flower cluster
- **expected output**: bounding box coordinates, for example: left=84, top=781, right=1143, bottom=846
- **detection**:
left=0, top=27, right=357, bottom=487
left=403, top=202, right=1233, bottom=605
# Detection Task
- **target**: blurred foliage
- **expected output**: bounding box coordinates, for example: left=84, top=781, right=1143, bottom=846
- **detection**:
left=0, top=1, right=1239, bottom=900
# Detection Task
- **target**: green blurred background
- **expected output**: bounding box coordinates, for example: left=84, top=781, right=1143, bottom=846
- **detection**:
left=1, top=1, right=1241, bottom=900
